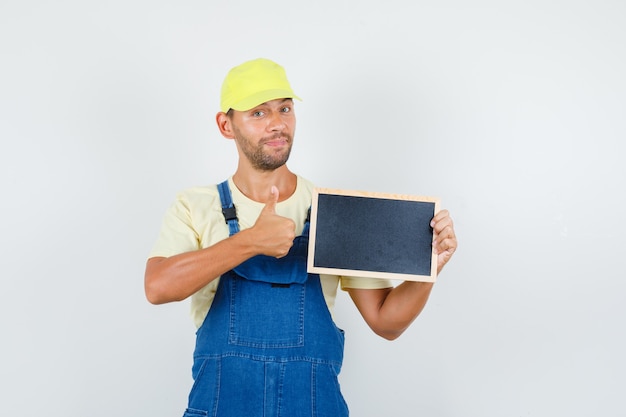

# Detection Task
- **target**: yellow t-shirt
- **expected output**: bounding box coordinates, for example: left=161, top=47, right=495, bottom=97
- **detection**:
left=149, top=175, right=392, bottom=329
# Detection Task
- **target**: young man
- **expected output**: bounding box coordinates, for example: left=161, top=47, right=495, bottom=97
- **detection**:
left=145, top=58, right=457, bottom=417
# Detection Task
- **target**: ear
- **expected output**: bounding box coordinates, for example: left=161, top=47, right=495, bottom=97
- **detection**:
left=216, top=112, right=235, bottom=139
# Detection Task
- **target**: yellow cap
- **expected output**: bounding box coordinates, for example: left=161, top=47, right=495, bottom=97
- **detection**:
left=220, top=58, right=301, bottom=113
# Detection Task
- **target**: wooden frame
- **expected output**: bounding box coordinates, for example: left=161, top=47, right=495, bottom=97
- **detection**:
left=307, top=188, right=440, bottom=282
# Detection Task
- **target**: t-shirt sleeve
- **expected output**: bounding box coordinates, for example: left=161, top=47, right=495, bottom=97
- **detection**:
left=340, top=276, right=394, bottom=290
left=149, top=194, right=201, bottom=258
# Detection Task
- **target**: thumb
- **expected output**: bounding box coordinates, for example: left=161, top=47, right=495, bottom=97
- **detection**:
left=263, top=186, right=279, bottom=213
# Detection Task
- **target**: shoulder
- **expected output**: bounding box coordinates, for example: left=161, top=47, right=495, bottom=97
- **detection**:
left=296, top=175, right=315, bottom=192
left=294, top=175, right=316, bottom=201
left=285, top=174, right=317, bottom=209
left=161, top=184, right=226, bottom=229
left=171, top=184, right=221, bottom=210
left=175, top=184, right=220, bottom=200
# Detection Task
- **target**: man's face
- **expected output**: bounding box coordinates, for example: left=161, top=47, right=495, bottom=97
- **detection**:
left=229, top=98, right=296, bottom=171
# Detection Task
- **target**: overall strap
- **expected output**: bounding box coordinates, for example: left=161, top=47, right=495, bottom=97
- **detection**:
left=217, top=180, right=240, bottom=236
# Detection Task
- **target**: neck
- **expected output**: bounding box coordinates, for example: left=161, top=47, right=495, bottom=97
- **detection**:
left=232, top=164, right=297, bottom=203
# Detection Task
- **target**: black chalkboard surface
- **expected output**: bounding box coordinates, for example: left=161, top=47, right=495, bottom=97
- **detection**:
left=307, top=189, right=440, bottom=282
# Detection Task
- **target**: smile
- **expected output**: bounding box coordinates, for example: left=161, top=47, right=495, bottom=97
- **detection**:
left=263, top=138, right=289, bottom=147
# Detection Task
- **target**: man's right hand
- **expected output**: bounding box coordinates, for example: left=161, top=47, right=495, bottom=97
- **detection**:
left=250, top=186, right=296, bottom=258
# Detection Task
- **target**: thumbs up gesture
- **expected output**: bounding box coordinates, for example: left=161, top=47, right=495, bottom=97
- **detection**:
left=250, top=186, right=296, bottom=258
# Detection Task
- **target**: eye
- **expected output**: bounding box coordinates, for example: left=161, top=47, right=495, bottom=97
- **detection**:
left=280, top=106, right=291, bottom=113
left=252, top=110, right=265, bottom=117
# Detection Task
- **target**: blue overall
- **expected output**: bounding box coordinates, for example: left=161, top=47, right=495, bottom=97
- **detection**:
left=182, top=181, right=349, bottom=417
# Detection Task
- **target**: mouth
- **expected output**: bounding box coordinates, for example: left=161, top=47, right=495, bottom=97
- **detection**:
left=262, top=136, right=289, bottom=147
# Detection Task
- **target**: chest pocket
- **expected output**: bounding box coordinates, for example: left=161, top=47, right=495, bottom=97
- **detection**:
left=227, top=273, right=305, bottom=348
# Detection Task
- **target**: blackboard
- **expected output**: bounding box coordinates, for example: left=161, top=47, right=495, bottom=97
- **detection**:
left=307, top=189, right=440, bottom=282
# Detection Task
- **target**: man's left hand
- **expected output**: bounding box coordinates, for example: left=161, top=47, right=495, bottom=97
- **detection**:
left=431, top=209, right=457, bottom=274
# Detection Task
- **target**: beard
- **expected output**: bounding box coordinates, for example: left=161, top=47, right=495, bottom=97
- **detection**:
left=235, top=130, right=294, bottom=171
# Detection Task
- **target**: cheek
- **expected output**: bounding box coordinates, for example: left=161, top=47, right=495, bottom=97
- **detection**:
left=241, top=122, right=266, bottom=137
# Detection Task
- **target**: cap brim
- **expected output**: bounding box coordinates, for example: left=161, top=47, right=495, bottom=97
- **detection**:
left=228, top=89, right=302, bottom=112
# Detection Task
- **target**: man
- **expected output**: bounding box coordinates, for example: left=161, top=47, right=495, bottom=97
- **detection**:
left=145, top=58, right=457, bottom=416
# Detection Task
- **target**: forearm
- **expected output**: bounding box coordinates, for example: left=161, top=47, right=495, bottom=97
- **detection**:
left=378, top=281, right=434, bottom=338
left=349, top=281, right=434, bottom=340
left=144, top=230, right=257, bottom=304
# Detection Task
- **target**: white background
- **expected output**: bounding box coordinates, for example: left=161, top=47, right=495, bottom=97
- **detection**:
left=1, top=1, right=624, bottom=416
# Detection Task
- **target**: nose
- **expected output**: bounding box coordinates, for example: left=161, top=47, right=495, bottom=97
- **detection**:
left=267, top=110, right=286, bottom=131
